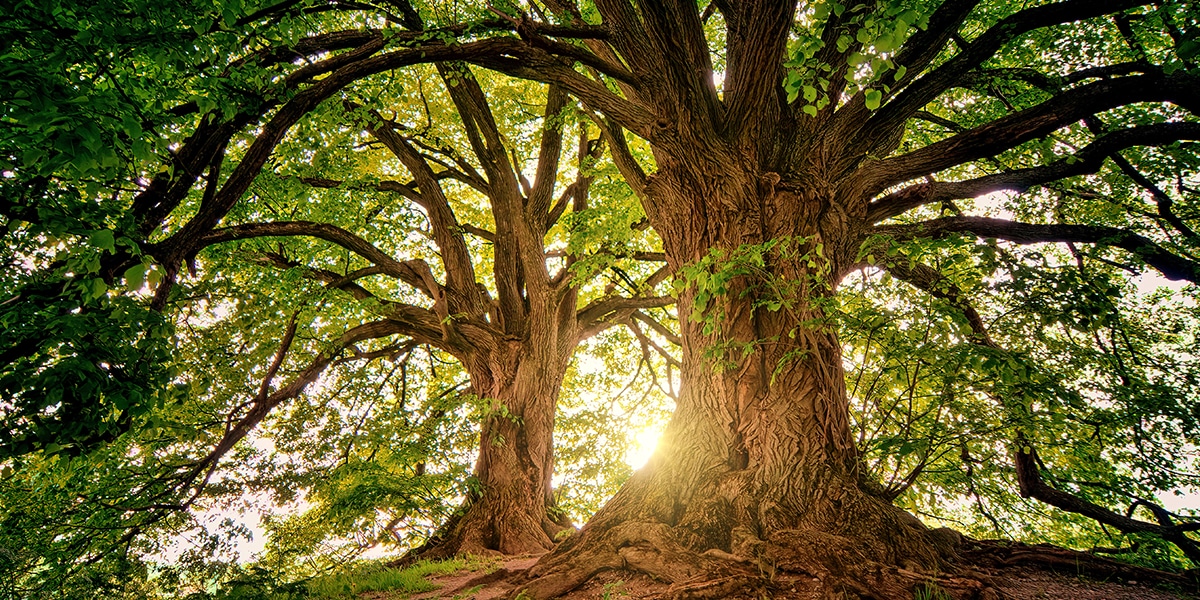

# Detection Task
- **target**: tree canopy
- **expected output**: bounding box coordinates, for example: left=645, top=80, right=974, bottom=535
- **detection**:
left=2, top=0, right=1200, bottom=598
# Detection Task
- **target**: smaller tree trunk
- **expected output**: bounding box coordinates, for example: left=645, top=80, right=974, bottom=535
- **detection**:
left=421, top=341, right=573, bottom=558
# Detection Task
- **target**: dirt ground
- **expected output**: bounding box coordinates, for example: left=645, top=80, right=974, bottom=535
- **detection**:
left=399, top=541, right=1198, bottom=600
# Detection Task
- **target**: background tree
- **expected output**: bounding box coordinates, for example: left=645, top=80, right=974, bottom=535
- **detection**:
left=193, top=60, right=672, bottom=555
left=1, top=0, right=673, bottom=592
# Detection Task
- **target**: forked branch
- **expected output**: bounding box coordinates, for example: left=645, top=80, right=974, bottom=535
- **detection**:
left=1015, top=441, right=1200, bottom=563
left=867, top=122, right=1200, bottom=223
left=866, top=72, right=1200, bottom=193
left=575, top=294, right=675, bottom=344
left=867, top=0, right=1153, bottom=143
left=198, top=220, right=443, bottom=298
left=875, top=216, right=1200, bottom=283
left=874, top=258, right=997, bottom=348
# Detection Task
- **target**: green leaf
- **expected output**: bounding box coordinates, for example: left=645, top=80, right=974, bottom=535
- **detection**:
left=146, top=266, right=163, bottom=289
left=124, top=263, right=146, bottom=291
left=88, top=230, right=115, bottom=253
left=864, top=89, right=882, bottom=111
left=88, top=278, right=107, bottom=299
left=1178, top=38, right=1200, bottom=61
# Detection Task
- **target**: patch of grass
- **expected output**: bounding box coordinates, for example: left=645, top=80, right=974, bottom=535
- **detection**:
left=913, top=582, right=952, bottom=600
left=305, top=558, right=470, bottom=599
left=602, top=580, right=628, bottom=600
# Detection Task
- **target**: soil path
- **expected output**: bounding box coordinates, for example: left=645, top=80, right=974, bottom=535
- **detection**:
left=407, top=554, right=541, bottom=600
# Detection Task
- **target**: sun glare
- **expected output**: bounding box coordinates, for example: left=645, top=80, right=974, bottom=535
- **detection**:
left=625, top=424, right=665, bottom=470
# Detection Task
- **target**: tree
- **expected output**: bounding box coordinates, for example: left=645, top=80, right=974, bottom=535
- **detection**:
left=192, top=65, right=672, bottom=556
left=5, top=0, right=1200, bottom=598
left=1, top=0, right=670, bottom=580
left=435, top=1, right=1198, bottom=597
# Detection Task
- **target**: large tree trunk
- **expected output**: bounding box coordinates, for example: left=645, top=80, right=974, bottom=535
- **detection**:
left=519, top=160, right=956, bottom=598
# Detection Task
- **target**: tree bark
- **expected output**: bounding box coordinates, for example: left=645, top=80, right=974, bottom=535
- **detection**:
left=424, top=337, right=574, bottom=557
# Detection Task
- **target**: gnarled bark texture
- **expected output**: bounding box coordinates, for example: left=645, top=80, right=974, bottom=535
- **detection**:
left=512, top=2, right=971, bottom=597
left=519, top=153, right=947, bottom=599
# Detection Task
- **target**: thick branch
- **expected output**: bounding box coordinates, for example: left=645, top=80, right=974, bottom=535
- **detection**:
left=875, top=216, right=1200, bottom=283
left=183, top=319, right=409, bottom=504
left=461, top=223, right=496, bottom=242
left=253, top=252, right=455, bottom=351
left=625, top=316, right=681, bottom=368
left=1083, top=117, right=1200, bottom=245
left=437, top=63, right=535, bottom=334
left=298, top=175, right=425, bottom=205
left=1015, top=443, right=1200, bottom=563
left=886, top=0, right=982, bottom=90
left=257, top=311, right=300, bottom=403
left=874, top=258, right=997, bottom=348
left=502, top=10, right=638, bottom=86
left=593, top=116, right=648, bottom=203
left=631, top=310, right=681, bottom=346
left=528, top=85, right=570, bottom=230
left=463, top=37, right=656, bottom=139
left=575, top=294, right=675, bottom=343
left=155, top=37, right=535, bottom=265
left=197, top=221, right=442, bottom=298
left=721, top=2, right=793, bottom=138
left=128, top=29, right=400, bottom=234
left=361, top=111, right=485, bottom=314
left=865, top=0, right=1153, bottom=144
left=866, top=72, right=1200, bottom=193
left=567, top=0, right=652, bottom=93
left=257, top=251, right=380, bottom=301
left=1112, top=154, right=1200, bottom=243
left=867, top=122, right=1200, bottom=222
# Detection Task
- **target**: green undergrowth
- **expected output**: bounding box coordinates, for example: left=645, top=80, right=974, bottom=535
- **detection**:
left=304, top=558, right=474, bottom=599
left=203, top=557, right=493, bottom=599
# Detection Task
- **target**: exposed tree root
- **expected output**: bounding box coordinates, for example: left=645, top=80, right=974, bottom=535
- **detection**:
left=506, top=530, right=1200, bottom=599
left=510, top=514, right=1003, bottom=599
left=962, top=539, right=1199, bottom=593
left=418, top=498, right=564, bottom=560
left=388, top=496, right=571, bottom=568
